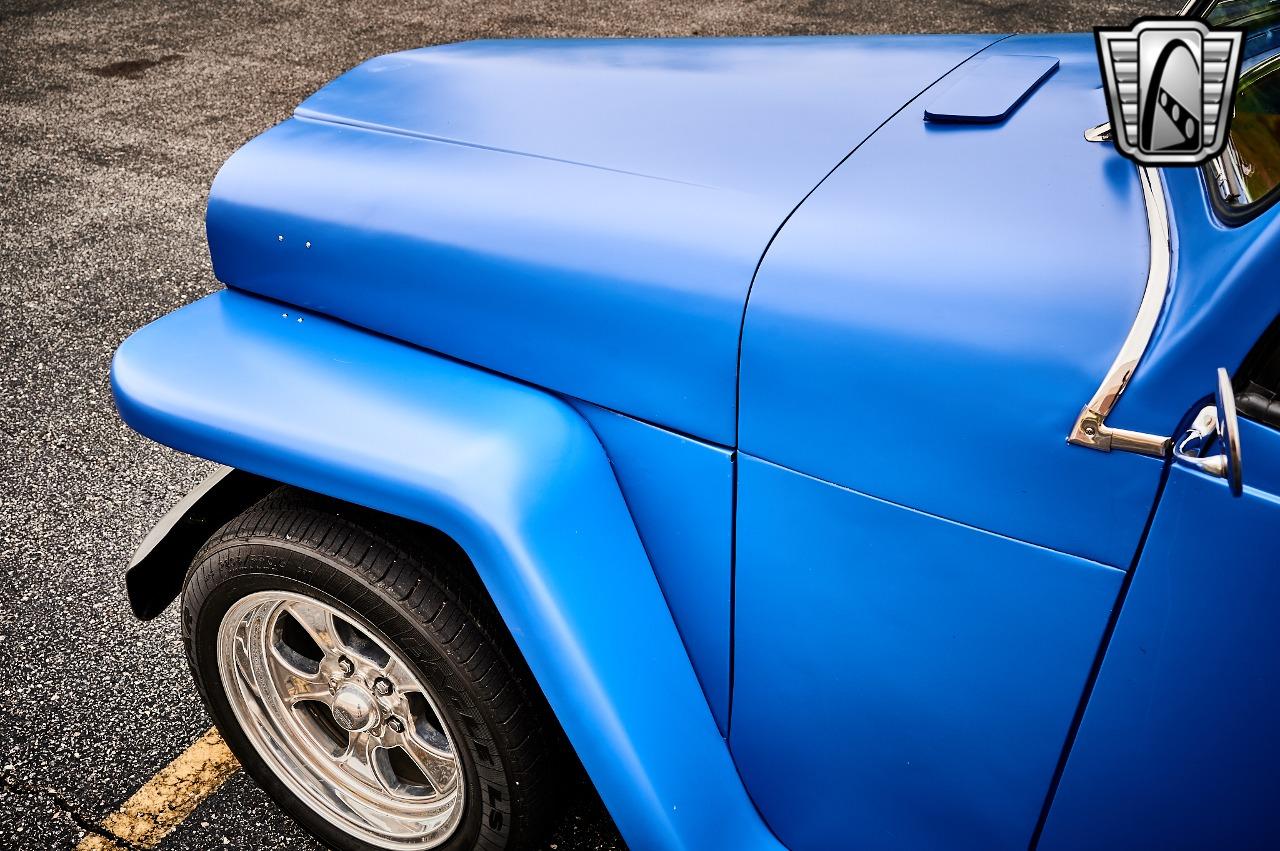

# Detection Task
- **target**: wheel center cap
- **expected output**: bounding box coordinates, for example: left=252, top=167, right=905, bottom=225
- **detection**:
left=330, top=684, right=377, bottom=733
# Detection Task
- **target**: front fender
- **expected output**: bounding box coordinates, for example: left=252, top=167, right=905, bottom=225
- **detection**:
left=111, top=289, right=780, bottom=851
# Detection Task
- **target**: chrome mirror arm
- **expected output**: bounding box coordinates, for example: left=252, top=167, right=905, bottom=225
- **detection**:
left=1067, top=166, right=1173, bottom=458
left=1063, top=157, right=1246, bottom=494
left=1069, top=407, right=1171, bottom=457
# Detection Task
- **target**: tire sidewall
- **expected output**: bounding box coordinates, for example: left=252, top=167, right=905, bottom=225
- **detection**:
left=183, top=541, right=504, bottom=851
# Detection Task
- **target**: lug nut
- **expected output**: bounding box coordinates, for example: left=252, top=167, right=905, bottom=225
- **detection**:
left=337, top=656, right=355, bottom=676
left=373, top=677, right=394, bottom=696
left=386, top=717, right=405, bottom=734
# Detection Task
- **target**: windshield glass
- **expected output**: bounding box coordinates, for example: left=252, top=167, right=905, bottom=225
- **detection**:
left=1207, top=0, right=1280, bottom=207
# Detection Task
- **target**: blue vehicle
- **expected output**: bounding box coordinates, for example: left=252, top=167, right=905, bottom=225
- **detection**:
left=112, top=1, right=1280, bottom=848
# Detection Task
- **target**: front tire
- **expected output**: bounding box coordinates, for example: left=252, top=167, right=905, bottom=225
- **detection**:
left=181, top=489, right=558, bottom=850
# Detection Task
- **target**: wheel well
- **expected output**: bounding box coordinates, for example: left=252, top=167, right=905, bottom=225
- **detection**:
left=129, top=472, right=473, bottom=622
left=131, top=470, right=572, bottom=733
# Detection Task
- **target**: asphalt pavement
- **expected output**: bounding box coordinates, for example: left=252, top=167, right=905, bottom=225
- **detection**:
left=0, top=1, right=1178, bottom=848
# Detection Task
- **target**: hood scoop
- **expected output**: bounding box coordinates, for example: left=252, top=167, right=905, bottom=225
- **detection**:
left=924, top=54, right=1059, bottom=123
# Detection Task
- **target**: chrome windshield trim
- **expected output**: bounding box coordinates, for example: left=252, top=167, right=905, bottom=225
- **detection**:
left=1083, top=121, right=1113, bottom=142
left=1067, top=166, right=1173, bottom=458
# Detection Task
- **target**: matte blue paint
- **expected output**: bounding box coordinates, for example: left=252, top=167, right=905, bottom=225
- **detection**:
left=1040, top=421, right=1280, bottom=850
left=739, top=35, right=1164, bottom=569
left=205, top=35, right=999, bottom=445
left=112, top=25, right=1280, bottom=851
left=571, top=401, right=734, bottom=735
left=110, top=289, right=782, bottom=851
left=923, top=54, right=1060, bottom=123
left=731, top=455, right=1122, bottom=851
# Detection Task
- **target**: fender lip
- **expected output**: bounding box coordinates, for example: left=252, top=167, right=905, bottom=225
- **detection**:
left=128, top=465, right=236, bottom=572
left=124, top=465, right=276, bottom=619
left=111, top=288, right=784, bottom=851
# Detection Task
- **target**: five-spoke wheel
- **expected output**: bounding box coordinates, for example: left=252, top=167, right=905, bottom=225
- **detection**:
left=219, top=592, right=464, bottom=848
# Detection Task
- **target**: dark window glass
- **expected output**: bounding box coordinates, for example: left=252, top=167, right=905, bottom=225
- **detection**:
left=1207, top=0, right=1280, bottom=208
left=1236, top=313, right=1280, bottom=428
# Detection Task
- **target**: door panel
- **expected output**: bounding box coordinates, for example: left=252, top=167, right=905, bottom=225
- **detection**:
left=731, top=456, right=1123, bottom=851
left=1039, top=418, right=1280, bottom=850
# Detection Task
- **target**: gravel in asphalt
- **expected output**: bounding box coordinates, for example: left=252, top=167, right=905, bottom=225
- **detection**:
left=0, top=1, right=1178, bottom=849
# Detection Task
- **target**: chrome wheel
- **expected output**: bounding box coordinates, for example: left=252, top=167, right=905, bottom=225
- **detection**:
left=217, top=591, right=464, bottom=849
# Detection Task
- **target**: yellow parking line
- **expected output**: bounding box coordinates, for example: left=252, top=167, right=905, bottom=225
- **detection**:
left=75, top=727, right=241, bottom=850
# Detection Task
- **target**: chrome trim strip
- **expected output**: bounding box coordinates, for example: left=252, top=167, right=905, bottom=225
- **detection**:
left=1067, top=166, right=1173, bottom=458
left=1083, top=121, right=1113, bottom=142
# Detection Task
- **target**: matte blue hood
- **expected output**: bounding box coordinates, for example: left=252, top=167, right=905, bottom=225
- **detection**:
left=206, top=35, right=998, bottom=443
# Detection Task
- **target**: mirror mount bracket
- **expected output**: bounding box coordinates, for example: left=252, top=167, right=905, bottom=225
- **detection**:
left=1173, top=405, right=1229, bottom=477
left=1069, top=407, right=1171, bottom=457
left=1169, top=369, right=1245, bottom=496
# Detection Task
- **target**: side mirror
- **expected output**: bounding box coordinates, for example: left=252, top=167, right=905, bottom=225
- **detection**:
left=1173, top=368, right=1244, bottom=496
left=1216, top=367, right=1244, bottom=497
